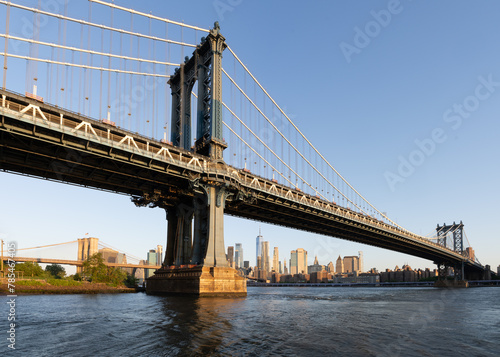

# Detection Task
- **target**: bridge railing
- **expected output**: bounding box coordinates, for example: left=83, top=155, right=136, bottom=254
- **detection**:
left=1, top=89, right=210, bottom=173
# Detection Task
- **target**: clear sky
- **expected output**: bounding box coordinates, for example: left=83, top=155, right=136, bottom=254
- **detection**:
left=1, top=0, right=499, bottom=273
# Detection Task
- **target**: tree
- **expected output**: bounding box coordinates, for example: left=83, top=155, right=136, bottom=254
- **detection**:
left=15, top=261, right=45, bottom=277
left=45, top=264, right=66, bottom=279
left=82, top=253, right=108, bottom=283
left=82, top=253, right=128, bottom=285
left=124, top=273, right=138, bottom=288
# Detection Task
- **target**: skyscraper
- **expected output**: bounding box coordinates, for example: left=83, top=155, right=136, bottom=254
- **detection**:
left=235, top=243, right=243, bottom=268
left=336, top=255, right=344, bottom=274
left=156, top=245, right=163, bottom=267
left=283, top=259, right=288, bottom=275
left=256, top=228, right=263, bottom=268
left=272, top=247, right=279, bottom=272
left=358, top=251, right=363, bottom=273
left=227, top=246, right=234, bottom=267
left=261, top=241, right=270, bottom=277
left=146, top=249, right=158, bottom=279
left=290, top=248, right=307, bottom=275
left=343, top=255, right=360, bottom=273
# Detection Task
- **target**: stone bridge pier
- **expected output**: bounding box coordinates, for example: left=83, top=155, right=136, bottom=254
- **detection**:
left=145, top=182, right=246, bottom=296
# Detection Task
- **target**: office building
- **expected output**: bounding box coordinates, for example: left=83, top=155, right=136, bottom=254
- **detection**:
left=256, top=228, right=263, bottom=268
left=227, top=246, right=234, bottom=267
left=358, top=251, right=364, bottom=273
left=336, top=255, right=344, bottom=274
left=308, top=255, right=325, bottom=274
left=343, top=255, right=360, bottom=273
left=235, top=243, right=243, bottom=268
left=272, top=247, right=279, bottom=272
left=283, top=260, right=288, bottom=275
left=290, top=248, right=307, bottom=275
left=327, top=261, right=334, bottom=273
left=262, top=241, right=270, bottom=277
left=156, top=245, right=163, bottom=267
left=146, top=248, right=159, bottom=279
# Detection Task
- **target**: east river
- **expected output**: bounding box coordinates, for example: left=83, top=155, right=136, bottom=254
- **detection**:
left=4, top=287, right=499, bottom=356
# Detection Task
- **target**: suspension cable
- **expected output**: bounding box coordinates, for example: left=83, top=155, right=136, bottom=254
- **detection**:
left=222, top=101, right=326, bottom=200
left=225, top=45, right=400, bottom=227
left=0, top=52, right=170, bottom=77
left=89, top=0, right=209, bottom=33
left=16, top=241, right=78, bottom=250
left=0, top=0, right=197, bottom=48
left=0, top=34, right=180, bottom=67
left=223, top=68, right=363, bottom=213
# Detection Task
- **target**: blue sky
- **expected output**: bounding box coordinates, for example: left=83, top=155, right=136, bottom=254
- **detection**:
left=1, top=0, right=499, bottom=273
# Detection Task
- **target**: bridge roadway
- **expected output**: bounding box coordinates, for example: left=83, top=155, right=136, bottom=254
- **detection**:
left=10, top=257, right=161, bottom=269
left=0, top=88, right=485, bottom=276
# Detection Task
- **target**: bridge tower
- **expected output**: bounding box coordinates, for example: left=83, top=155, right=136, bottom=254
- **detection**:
left=76, top=237, right=98, bottom=273
left=169, top=21, right=227, bottom=161
left=435, top=221, right=467, bottom=286
left=145, top=22, right=245, bottom=296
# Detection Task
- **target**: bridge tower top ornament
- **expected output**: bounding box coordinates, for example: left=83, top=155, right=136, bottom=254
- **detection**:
left=169, top=21, right=227, bottom=161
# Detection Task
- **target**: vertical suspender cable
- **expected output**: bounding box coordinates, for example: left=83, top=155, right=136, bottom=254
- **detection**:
left=107, top=6, right=113, bottom=122
left=129, top=13, right=134, bottom=131
left=88, top=2, right=93, bottom=117
left=2, top=1, right=9, bottom=90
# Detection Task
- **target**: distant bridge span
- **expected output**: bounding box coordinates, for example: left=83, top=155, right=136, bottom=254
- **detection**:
left=10, top=256, right=161, bottom=270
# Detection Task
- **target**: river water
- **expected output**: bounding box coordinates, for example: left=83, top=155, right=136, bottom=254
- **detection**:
left=4, top=287, right=500, bottom=356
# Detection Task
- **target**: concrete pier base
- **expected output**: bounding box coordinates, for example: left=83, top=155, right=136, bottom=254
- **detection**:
left=146, top=266, right=247, bottom=296
left=434, top=280, right=469, bottom=288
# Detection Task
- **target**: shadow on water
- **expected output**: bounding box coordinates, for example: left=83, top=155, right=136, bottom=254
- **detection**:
left=152, top=295, right=246, bottom=356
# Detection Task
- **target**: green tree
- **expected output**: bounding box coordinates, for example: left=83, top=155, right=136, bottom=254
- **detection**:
left=45, top=264, right=66, bottom=279
left=82, top=253, right=108, bottom=282
left=124, top=273, right=139, bottom=288
left=15, top=261, right=45, bottom=277
left=82, top=253, right=128, bottom=286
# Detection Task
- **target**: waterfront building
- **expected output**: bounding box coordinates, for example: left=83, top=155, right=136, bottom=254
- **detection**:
left=358, top=251, right=364, bottom=273
left=290, top=248, right=307, bottom=275
left=283, top=260, right=288, bottom=275
left=235, top=243, right=243, bottom=268
left=498, top=265, right=500, bottom=276
left=272, top=247, right=279, bottom=272
left=334, top=274, right=379, bottom=284
left=310, top=271, right=329, bottom=283
left=279, top=261, right=282, bottom=274
left=327, top=261, right=334, bottom=273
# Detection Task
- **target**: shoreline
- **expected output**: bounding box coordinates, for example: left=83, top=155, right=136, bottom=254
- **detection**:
left=247, top=280, right=500, bottom=288
left=0, top=281, right=137, bottom=295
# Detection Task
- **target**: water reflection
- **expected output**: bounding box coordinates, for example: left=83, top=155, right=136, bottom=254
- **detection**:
left=155, top=296, right=246, bottom=356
